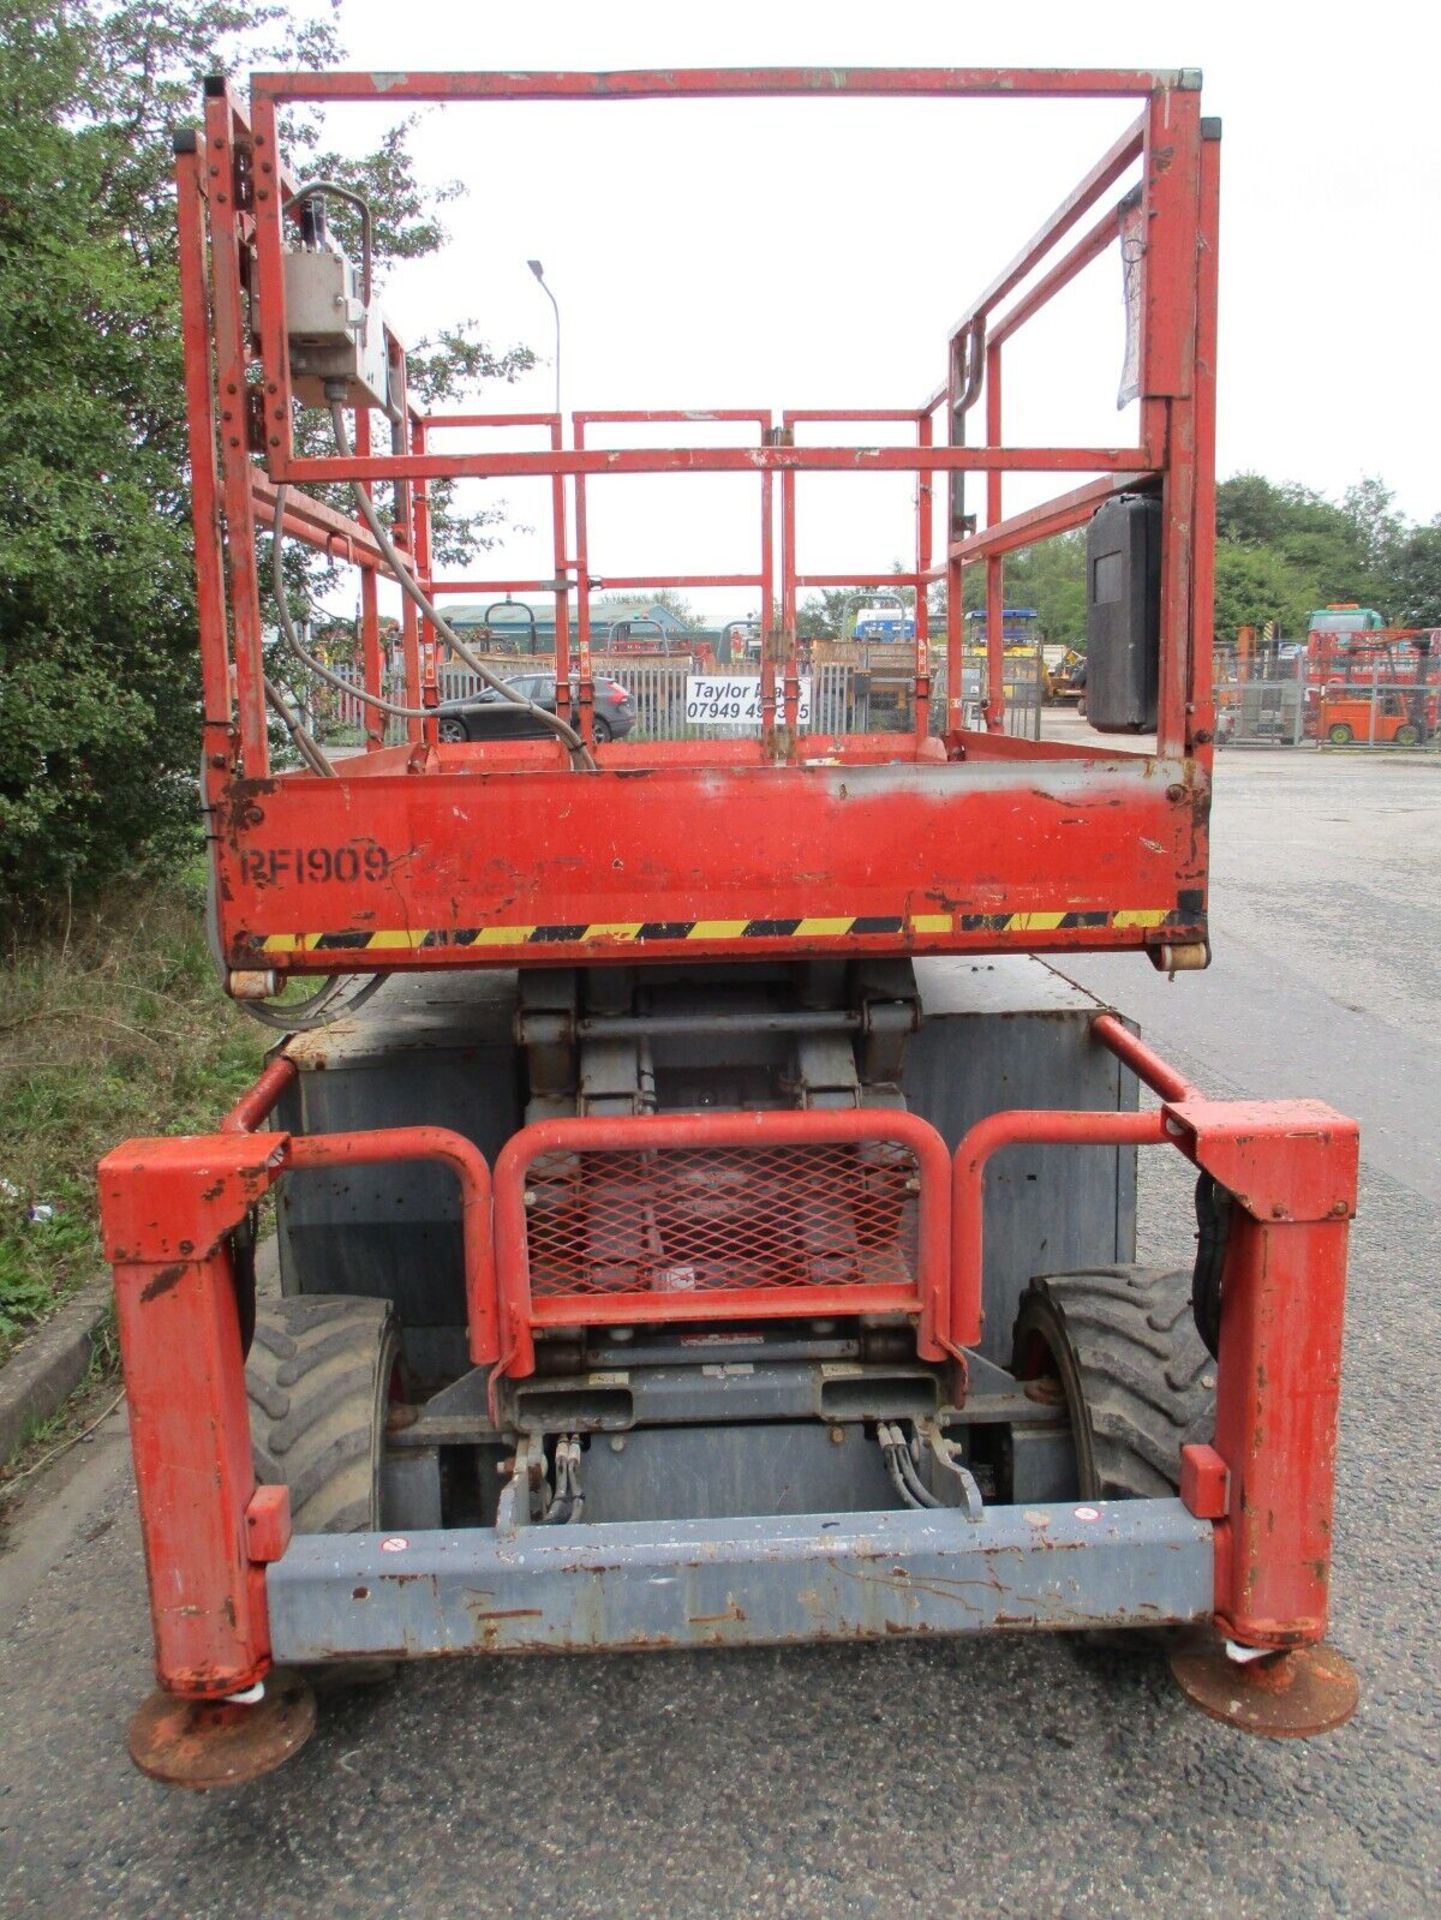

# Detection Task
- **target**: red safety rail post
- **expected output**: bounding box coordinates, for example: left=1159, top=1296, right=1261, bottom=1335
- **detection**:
left=99, top=1133, right=291, bottom=1697
left=203, top=83, right=269, bottom=777
left=1142, top=84, right=1204, bottom=759
left=410, top=409, right=440, bottom=747
left=552, top=413, right=572, bottom=719
left=175, top=134, right=234, bottom=796
left=1090, top=1010, right=1195, bottom=1101
left=493, top=1110, right=955, bottom=1381
left=389, top=358, right=424, bottom=749
left=355, top=408, right=386, bottom=750
left=761, top=447, right=777, bottom=742
left=914, top=409, right=933, bottom=742
left=983, top=339, right=1005, bottom=733
left=571, top=413, right=596, bottom=747
left=1162, top=1097, right=1357, bottom=1649
left=1188, top=119, right=1222, bottom=753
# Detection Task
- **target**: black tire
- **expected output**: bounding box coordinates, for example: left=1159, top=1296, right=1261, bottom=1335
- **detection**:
left=1394, top=722, right=1421, bottom=747
left=438, top=715, right=468, bottom=743
left=592, top=715, right=614, bottom=744
left=1327, top=722, right=1353, bottom=745
left=246, top=1295, right=402, bottom=1533
left=1011, top=1266, right=1215, bottom=1499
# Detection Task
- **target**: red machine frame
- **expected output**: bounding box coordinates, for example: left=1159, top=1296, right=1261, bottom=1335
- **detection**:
left=102, top=69, right=1363, bottom=1750
left=181, top=67, right=1218, bottom=982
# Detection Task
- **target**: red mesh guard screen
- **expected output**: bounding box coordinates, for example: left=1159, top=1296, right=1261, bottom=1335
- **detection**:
left=491, top=1110, right=952, bottom=1374
left=522, top=1140, right=921, bottom=1299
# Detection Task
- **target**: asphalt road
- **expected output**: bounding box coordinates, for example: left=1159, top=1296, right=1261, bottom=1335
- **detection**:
left=2, top=741, right=1438, bottom=1919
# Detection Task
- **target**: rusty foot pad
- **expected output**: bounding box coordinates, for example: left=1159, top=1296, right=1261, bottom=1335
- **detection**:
left=127, top=1668, right=317, bottom=1789
left=1168, top=1632, right=1359, bottom=1738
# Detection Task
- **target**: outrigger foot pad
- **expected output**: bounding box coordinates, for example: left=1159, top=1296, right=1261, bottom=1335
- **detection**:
left=127, top=1668, right=317, bottom=1788
left=1168, top=1631, right=1359, bottom=1738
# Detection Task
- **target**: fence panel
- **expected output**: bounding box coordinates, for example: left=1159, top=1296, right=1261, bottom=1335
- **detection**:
left=293, top=653, right=1057, bottom=750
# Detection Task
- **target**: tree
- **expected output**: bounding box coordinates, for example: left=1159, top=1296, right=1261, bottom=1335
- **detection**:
left=0, top=2, right=532, bottom=913
left=1212, top=543, right=1315, bottom=641
left=1381, top=520, right=1441, bottom=629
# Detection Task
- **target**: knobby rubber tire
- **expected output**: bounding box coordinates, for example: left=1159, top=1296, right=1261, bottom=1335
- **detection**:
left=246, top=1295, right=401, bottom=1533
left=1011, top=1266, right=1215, bottom=1500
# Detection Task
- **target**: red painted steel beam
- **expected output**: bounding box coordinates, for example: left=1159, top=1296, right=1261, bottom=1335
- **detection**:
left=276, top=446, right=1156, bottom=485
left=575, top=409, right=771, bottom=425
left=205, top=86, right=270, bottom=775
left=948, top=475, right=1142, bottom=563
left=797, top=574, right=929, bottom=588
left=251, top=474, right=385, bottom=571
left=220, top=1054, right=299, bottom=1133
left=430, top=579, right=569, bottom=596
left=423, top=413, right=562, bottom=429
left=174, top=144, right=232, bottom=747
left=1090, top=1012, right=1195, bottom=1101
left=251, top=69, right=1190, bottom=105
left=1146, top=86, right=1204, bottom=756
left=783, top=409, right=930, bottom=425
left=1188, top=120, right=1222, bottom=754
left=988, top=202, right=1125, bottom=349
left=951, top=1110, right=1168, bottom=1349
left=584, top=575, right=764, bottom=590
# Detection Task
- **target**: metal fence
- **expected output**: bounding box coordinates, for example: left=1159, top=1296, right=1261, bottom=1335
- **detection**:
left=1215, top=654, right=1440, bottom=750
left=295, top=651, right=1043, bottom=750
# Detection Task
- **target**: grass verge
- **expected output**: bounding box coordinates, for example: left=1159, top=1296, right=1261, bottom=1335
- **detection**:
left=0, top=868, right=266, bottom=1358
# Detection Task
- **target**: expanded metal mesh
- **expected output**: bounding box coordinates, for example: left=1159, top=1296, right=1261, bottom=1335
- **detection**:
left=521, top=1140, right=922, bottom=1299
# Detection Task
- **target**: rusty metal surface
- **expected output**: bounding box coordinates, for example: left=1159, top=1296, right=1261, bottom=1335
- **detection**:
left=1169, top=1633, right=1360, bottom=1739
left=266, top=1499, right=1213, bottom=1661
left=126, top=1670, right=316, bottom=1790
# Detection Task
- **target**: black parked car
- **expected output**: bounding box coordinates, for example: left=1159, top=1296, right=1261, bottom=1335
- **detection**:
left=437, top=673, right=637, bottom=744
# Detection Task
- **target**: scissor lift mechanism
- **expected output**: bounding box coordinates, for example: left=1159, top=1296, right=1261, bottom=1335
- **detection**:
left=102, top=68, right=1360, bottom=1785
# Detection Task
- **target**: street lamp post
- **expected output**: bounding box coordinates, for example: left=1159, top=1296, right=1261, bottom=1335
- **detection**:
left=526, top=259, right=561, bottom=420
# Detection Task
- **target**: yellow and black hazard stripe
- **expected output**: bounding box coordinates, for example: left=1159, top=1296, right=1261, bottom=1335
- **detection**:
left=252, top=904, right=1199, bottom=956
left=959, top=908, right=1185, bottom=933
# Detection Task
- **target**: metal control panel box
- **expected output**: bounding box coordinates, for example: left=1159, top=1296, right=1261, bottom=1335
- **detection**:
left=283, top=247, right=389, bottom=409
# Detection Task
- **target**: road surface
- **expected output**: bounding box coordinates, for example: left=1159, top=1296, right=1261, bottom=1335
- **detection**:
left=2, top=742, right=1438, bottom=1918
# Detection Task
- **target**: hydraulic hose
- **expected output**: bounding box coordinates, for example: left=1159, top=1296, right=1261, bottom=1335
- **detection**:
left=271, top=489, right=429, bottom=722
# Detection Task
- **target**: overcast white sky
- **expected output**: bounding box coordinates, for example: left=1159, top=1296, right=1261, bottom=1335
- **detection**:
left=298, top=0, right=1439, bottom=620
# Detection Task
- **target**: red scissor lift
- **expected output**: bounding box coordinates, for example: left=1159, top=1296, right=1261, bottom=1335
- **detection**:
left=104, top=68, right=1360, bottom=1786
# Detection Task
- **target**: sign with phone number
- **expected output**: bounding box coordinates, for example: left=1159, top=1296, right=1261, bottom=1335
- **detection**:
left=685, top=675, right=813, bottom=729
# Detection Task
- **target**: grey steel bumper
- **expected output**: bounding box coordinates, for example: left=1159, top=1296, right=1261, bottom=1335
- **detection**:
left=267, top=1498, right=1213, bottom=1660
